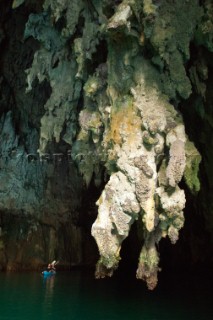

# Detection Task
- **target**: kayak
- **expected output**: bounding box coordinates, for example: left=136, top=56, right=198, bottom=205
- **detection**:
left=42, top=270, right=56, bottom=277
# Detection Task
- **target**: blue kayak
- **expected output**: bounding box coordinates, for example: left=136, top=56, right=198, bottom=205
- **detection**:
left=42, top=270, right=56, bottom=277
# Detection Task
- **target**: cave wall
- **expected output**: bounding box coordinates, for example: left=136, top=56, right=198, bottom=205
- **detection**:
left=0, top=0, right=212, bottom=289
left=0, top=0, right=87, bottom=271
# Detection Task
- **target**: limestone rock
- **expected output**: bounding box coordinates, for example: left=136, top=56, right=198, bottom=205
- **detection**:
left=166, top=140, right=186, bottom=188
left=3, top=0, right=204, bottom=286
left=92, top=171, right=140, bottom=274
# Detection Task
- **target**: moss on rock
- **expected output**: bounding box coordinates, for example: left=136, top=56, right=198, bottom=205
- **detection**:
left=184, top=141, right=201, bottom=194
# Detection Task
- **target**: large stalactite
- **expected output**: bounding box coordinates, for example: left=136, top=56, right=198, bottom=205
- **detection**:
left=0, top=0, right=213, bottom=287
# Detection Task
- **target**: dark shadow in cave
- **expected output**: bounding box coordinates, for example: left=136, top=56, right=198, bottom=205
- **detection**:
left=116, top=222, right=142, bottom=277
left=178, top=43, right=213, bottom=271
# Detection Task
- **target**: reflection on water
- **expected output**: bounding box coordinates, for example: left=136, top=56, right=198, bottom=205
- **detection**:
left=0, top=270, right=212, bottom=320
left=43, top=276, right=55, bottom=316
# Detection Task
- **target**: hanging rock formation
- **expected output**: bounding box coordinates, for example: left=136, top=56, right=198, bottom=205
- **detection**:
left=1, top=0, right=213, bottom=287
left=21, top=0, right=203, bottom=289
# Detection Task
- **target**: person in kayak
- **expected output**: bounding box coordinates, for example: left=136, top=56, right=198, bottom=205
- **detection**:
left=47, top=260, right=58, bottom=272
left=42, top=260, right=59, bottom=276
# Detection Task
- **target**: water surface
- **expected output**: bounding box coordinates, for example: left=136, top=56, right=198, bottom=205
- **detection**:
left=0, top=269, right=212, bottom=320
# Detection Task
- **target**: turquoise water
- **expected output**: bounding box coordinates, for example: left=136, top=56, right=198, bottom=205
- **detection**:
left=0, top=270, right=212, bottom=320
